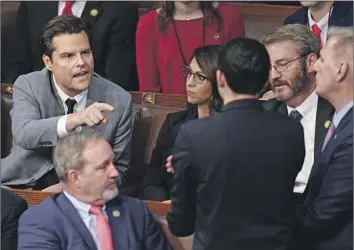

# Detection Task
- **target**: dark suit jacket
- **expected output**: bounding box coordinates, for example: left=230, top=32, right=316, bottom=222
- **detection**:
left=140, top=105, right=197, bottom=201
left=263, top=96, right=335, bottom=158
left=18, top=192, right=172, bottom=250
left=284, top=1, right=353, bottom=27
left=167, top=99, right=306, bottom=250
left=3, top=1, right=139, bottom=90
left=1, top=188, right=28, bottom=250
left=295, top=108, right=353, bottom=250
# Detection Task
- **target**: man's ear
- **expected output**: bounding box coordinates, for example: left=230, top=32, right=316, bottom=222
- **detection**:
left=307, top=53, right=318, bottom=73
left=42, top=54, right=52, bottom=71
left=336, top=62, right=349, bottom=83
left=67, top=169, right=81, bottom=188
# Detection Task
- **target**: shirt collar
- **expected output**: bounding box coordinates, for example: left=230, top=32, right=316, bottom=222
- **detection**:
left=52, top=74, right=88, bottom=104
left=333, top=101, right=353, bottom=128
left=308, top=8, right=330, bottom=32
left=63, top=191, right=106, bottom=219
left=287, top=90, right=318, bottom=120
left=59, top=0, right=87, bottom=8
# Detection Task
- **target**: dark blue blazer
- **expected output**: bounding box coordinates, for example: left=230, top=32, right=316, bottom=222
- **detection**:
left=284, top=1, right=353, bottom=27
left=296, top=108, right=353, bottom=250
left=168, top=99, right=305, bottom=250
left=18, top=193, right=172, bottom=250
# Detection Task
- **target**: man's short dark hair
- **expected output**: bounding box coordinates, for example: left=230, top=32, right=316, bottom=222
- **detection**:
left=40, top=15, right=89, bottom=58
left=218, top=37, right=270, bottom=95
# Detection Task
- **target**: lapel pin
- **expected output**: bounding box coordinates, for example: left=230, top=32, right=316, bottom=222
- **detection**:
left=324, top=120, right=331, bottom=128
left=90, top=8, right=99, bottom=17
left=112, top=210, right=120, bottom=217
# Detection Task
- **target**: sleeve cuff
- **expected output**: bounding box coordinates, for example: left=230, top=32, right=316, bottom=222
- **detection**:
left=57, top=115, right=69, bottom=138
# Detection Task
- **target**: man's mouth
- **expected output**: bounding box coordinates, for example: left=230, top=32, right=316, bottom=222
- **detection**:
left=73, top=71, right=88, bottom=78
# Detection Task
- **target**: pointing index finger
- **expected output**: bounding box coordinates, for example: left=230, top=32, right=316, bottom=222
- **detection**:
left=94, top=103, right=114, bottom=112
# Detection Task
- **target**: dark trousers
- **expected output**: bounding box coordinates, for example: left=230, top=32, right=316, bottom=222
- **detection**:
left=7, top=169, right=59, bottom=190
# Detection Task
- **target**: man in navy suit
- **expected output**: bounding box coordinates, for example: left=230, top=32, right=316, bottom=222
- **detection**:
left=18, top=131, right=172, bottom=250
left=284, top=1, right=353, bottom=46
left=167, top=38, right=305, bottom=250
left=296, top=26, right=353, bottom=250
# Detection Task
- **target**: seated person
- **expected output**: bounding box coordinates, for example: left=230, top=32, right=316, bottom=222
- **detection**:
left=1, top=187, right=28, bottom=250
left=18, top=131, right=172, bottom=250
left=284, top=1, right=353, bottom=46
left=3, top=1, right=139, bottom=90
left=140, top=45, right=222, bottom=201
left=1, top=15, right=132, bottom=190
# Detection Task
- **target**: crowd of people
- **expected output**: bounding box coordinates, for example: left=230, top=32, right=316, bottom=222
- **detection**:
left=1, top=1, right=353, bottom=250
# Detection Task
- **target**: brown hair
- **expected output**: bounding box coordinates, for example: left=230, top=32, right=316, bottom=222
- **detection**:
left=157, top=1, right=222, bottom=34
left=261, top=24, right=320, bottom=57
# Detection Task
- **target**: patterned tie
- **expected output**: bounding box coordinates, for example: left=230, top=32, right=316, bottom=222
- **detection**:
left=322, top=123, right=335, bottom=151
left=89, top=205, right=114, bottom=250
left=65, top=98, right=76, bottom=114
left=62, top=1, right=75, bottom=15
left=289, top=110, right=303, bottom=121
left=311, top=24, right=322, bottom=48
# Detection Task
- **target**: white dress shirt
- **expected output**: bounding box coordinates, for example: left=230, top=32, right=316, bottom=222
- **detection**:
left=53, top=75, right=88, bottom=138
left=287, top=91, right=318, bottom=193
left=63, top=191, right=108, bottom=250
left=308, top=8, right=332, bottom=46
left=58, top=1, right=87, bottom=17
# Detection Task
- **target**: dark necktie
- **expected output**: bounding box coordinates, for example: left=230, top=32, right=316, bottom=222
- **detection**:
left=289, top=110, right=303, bottom=121
left=62, top=1, right=75, bottom=15
left=65, top=98, right=77, bottom=114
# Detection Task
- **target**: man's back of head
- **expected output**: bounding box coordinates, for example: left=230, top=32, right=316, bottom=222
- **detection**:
left=216, top=37, right=270, bottom=104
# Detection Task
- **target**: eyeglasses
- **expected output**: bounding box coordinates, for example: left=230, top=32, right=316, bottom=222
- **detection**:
left=182, top=65, right=208, bottom=84
left=270, top=54, right=309, bottom=73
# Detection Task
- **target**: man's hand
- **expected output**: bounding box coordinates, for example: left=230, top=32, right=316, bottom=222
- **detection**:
left=42, top=183, right=63, bottom=193
left=66, top=102, right=114, bottom=132
left=259, top=90, right=275, bottom=100
left=166, top=155, right=174, bottom=174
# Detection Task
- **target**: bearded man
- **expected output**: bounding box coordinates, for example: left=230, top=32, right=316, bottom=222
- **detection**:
left=262, top=24, right=334, bottom=205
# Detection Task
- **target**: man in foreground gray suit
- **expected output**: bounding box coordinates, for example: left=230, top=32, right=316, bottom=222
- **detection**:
left=1, top=15, right=132, bottom=190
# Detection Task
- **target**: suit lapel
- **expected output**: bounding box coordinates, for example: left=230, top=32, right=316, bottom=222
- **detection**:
left=81, top=1, right=103, bottom=29
left=46, top=69, right=66, bottom=116
left=276, top=102, right=288, bottom=115
left=311, top=107, right=352, bottom=180
left=55, top=193, right=98, bottom=250
left=314, top=97, right=335, bottom=158
left=300, top=7, right=309, bottom=26
left=37, top=2, right=58, bottom=23
left=329, top=2, right=350, bottom=27
left=106, top=198, right=129, bottom=249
